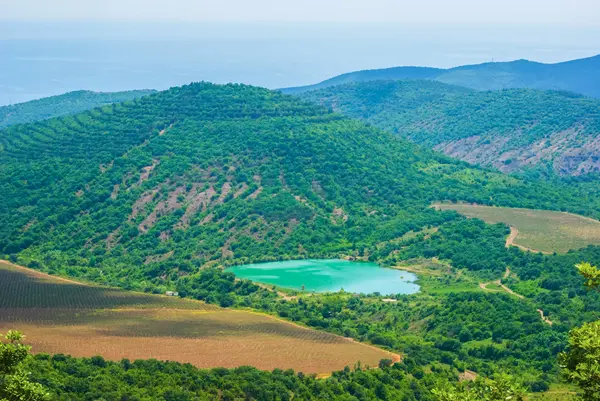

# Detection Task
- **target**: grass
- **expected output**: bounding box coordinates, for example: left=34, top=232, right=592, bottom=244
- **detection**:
left=0, top=261, right=395, bottom=374
left=483, top=283, right=504, bottom=291
left=393, top=258, right=450, bottom=277
left=528, top=383, right=578, bottom=400
left=433, top=203, right=600, bottom=253
left=417, top=275, right=482, bottom=295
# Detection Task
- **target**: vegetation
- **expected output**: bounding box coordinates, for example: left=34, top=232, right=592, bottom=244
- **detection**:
left=0, top=90, right=155, bottom=128
left=22, top=352, right=459, bottom=401
left=3, top=83, right=600, bottom=396
left=432, top=375, right=525, bottom=401
left=0, top=330, right=49, bottom=401
left=559, top=262, right=600, bottom=400
left=298, top=79, right=600, bottom=175
left=284, top=54, right=600, bottom=98
left=4, top=83, right=600, bottom=291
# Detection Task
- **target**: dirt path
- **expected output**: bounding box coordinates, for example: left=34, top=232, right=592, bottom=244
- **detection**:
left=506, top=227, right=519, bottom=248
left=480, top=267, right=555, bottom=324
left=505, top=227, right=551, bottom=254
left=498, top=282, right=524, bottom=299
left=537, top=309, right=553, bottom=325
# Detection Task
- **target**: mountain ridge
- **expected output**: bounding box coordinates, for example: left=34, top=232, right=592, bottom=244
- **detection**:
left=283, top=54, right=600, bottom=98
left=298, top=79, right=600, bottom=176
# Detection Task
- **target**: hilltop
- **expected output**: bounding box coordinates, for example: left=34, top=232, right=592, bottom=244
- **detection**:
left=283, top=54, right=600, bottom=98
left=298, top=80, right=600, bottom=176
left=0, top=89, right=156, bottom=128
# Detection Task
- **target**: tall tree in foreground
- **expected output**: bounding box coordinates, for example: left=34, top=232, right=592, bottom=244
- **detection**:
left=0, top=331, right=49, bottom=401
left=560, top=262, right=600, bottom=400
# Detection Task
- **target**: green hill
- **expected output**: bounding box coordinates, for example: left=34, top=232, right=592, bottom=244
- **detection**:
left=283, top=54, right=600, bottom=98
left=298, top=80, right=600, bottom=176
left=4, top=82, right=600, bottom=396
left=0, top=89, right=156, bottom=128
left=2, top=82, right=600, bottom=287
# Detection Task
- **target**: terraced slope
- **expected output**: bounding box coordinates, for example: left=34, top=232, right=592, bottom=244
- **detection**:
left=299, top=80, right=600, bottom=175
left=0, top=89, right=155, bottom=128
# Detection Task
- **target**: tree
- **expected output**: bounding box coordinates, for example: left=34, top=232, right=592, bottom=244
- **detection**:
left=0, top=331, right=49, bottom=401
left=432, top=375, right=525, bottom=401
left=559, top=263, right=600, bottom=400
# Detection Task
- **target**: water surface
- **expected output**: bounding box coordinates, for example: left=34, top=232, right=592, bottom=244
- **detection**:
left=229, top=259, right=419, bottom=295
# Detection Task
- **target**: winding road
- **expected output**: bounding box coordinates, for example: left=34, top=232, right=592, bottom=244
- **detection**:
left=480, top=267, right=552, bottom=325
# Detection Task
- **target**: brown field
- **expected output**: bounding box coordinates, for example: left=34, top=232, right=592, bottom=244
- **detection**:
left=0, top=261, right=396, bottom=374
left=433, top=203, right=600, bottom=253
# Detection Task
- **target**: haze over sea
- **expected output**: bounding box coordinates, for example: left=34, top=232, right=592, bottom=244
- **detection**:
left=1, top=21, right=599, bottom=106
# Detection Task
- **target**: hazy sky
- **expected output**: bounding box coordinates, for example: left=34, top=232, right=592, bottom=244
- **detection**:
left=2, top=0, right=599, bottom=25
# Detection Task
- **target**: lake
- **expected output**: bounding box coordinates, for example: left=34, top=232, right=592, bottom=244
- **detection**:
left=228, top=259, right=419, bottom=295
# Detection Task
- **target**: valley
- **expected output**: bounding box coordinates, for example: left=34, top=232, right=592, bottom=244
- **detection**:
left=1, top=80, right=600, bottom=400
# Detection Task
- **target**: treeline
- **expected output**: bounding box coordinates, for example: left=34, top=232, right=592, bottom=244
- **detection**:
left=28, top=353, right=452, bottom=401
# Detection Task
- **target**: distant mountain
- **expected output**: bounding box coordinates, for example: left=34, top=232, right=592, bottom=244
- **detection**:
left=298, top=80, right=600, bottom=176
left=2, top=82, right=598, bottom=289
left=0, top=89, right=156, bottom=128
left=283, top=55, right=600, bottom=98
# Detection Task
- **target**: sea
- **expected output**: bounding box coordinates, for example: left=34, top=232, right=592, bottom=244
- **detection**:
left=1, top=21, right=599, bottom=106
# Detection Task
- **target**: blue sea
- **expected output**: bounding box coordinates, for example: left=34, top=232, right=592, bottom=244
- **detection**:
left=1, top=22, right=598, bottom=106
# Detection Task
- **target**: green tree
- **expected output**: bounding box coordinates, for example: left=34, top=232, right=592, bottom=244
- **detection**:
left=0, top=331, right=49, bottom=401
left=559, top=263, right=600, bottom=400
left=432, top=375, right=525, bottom=401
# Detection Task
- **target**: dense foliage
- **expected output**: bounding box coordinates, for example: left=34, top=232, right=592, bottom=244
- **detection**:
left=284, top=54, right=600, bottom=98
left=560, top=262, right=600, bottom=400
left=432, top=375, right=525, bottom=401
left=26, top=353, right=458, bottom=401
left=299, top=80, right=600, bottom=175
left=0, top=89, right=155, bottom=128
left=4, top=82, right=600, bottom=290
left=3, top=82, right=600, bottom=396
left=0, top=331, right=49, bottom=401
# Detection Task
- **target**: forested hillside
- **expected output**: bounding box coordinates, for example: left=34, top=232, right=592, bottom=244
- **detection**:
left=0, top=89, right=155, bottom=128
left=299, top=80, right=600, bottom=176
left=3, top=82, right=600, bottom=288
left=284, top=54, right=600, bottom=98
left=3, top=83, right=600, bottom=397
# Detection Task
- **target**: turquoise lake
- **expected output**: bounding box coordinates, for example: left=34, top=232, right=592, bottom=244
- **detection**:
left=228, top=259, right=420, bottom=294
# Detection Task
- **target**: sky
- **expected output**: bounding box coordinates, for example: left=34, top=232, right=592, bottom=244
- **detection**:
left=1, top=0, right=599, bottom=26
